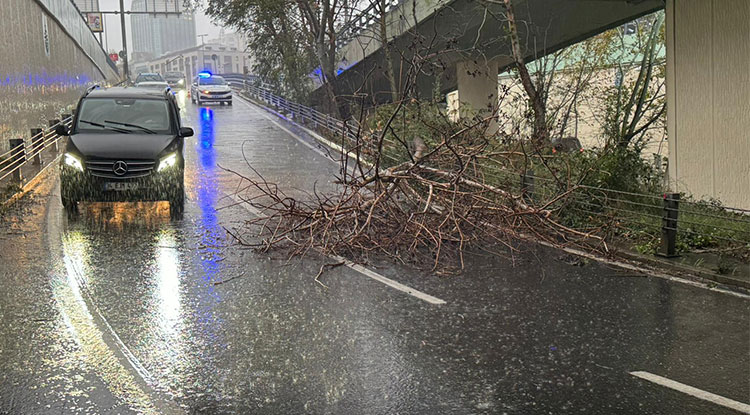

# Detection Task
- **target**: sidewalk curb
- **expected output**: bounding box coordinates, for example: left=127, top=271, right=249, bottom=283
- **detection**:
left=237, top=91, right=750, bottom=297
left=1, top=154, right=61, bottom=210
left=614, top=247, right=749, bottom=290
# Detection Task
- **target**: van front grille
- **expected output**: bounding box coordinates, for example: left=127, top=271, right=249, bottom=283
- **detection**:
left=86, top=159, right=155, bottom=179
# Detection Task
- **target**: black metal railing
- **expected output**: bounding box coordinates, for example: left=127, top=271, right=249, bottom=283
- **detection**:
left=0, top=115, right=73, bottom=184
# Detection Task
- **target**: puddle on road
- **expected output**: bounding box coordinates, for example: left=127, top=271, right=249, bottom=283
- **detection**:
left=76, top=202, right=172, bottom=230
left=50, top=229, right=161, bottom=414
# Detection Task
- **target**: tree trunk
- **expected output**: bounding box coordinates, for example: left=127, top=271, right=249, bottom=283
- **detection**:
left=502, top=0, right=548, bottom=145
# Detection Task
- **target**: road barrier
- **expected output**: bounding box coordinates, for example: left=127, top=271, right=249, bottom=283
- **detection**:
left=244, top=85, right=363, bottom=144
left=0, top=116, right=73, bottom=184
left=220, top=73, right=260, bottom=89
left=243, top=84, right=750, bottom=266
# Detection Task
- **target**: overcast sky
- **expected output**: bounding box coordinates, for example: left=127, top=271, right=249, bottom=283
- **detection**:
left=98, top=0, right=227, bottom=53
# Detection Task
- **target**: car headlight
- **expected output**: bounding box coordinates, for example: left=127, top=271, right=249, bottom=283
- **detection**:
left=178, top=79, right=184, bottom=85
left=64, top=153, right=83, bottom=171
left=158, top=152, right=178, bottom=172
left=202, top=90, right=211, bottom=94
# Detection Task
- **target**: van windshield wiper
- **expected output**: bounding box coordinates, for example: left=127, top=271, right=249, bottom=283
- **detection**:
left=79, top=119, right=131, bottom=134
left=104, top=120, right=157, bottom=135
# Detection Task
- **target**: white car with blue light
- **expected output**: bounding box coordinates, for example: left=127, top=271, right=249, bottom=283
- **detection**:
left=190, top=72, right=232, bottom=106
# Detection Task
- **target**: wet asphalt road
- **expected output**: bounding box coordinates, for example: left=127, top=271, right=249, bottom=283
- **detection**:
left=0, top=91, right=748, bottom=414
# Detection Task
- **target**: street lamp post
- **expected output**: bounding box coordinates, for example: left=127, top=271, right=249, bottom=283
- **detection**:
left=198, top=34, right=208, bottom=75
left=119, top=0, right=128, bottom=80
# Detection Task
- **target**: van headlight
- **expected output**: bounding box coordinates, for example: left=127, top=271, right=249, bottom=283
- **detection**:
left=158, top=152, right=178, bottom=172
left=64, top=153, right=83, bottom=171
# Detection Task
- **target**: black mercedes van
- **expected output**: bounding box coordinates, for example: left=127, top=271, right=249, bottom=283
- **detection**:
left=57, top=86, right=193, bottom=218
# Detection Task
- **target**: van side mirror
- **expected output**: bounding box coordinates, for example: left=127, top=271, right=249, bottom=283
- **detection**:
left=55, top=124, right=69, bottom=136
left=179, top=127, right=194, bottom=137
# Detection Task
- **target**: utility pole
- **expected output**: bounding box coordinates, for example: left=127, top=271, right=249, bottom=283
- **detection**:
left=119, top=0, right=128, bottom=81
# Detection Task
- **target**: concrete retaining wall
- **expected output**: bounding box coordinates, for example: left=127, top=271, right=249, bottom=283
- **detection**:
left=0, top=0, right=119, bottom=153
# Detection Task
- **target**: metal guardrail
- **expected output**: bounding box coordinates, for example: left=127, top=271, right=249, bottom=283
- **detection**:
left=244, top=84, right=750, bottom=260
left=0, top=116, right=73, bottom=184
left=244, top=85, right=363, bottom=143
left=220, top=73, right=260, bottom=88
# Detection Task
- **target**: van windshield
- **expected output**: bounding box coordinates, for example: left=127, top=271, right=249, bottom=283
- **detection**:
left=136, top=74, right=164, bottom=82
left=76, top=98, right=172, bottom=134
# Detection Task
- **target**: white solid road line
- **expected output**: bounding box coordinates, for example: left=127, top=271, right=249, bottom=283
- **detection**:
left=330, top=255, right=447, bottom=305
left=630, top=371, right=750, bottom=414
left=214, top=105, right=447, bottom=305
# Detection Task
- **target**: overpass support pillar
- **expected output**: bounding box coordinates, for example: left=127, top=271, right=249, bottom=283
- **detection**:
left=456, top=60, right=498, bottom=132
left=666, top=0, right=750, bottom=209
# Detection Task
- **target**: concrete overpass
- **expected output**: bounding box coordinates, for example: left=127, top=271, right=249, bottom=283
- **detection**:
left=326, top=0, right=663, bottom=108
left=322, top=0, right=749, bottom=209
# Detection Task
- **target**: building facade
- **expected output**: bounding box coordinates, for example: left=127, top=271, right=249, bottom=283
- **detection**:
left=130, top=0, right=196, bottom=60
left=133, top=41, right=254, bottom=82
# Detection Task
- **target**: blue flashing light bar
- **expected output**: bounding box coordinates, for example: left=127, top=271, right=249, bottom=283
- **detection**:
left=198, top=71, right=212, bottom=78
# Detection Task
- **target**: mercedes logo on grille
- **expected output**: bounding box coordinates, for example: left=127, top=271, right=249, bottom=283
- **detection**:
left=112, top=161, right=128, bottom=176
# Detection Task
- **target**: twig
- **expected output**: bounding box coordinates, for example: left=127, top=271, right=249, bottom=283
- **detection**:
left=314, top=261, right=345, bottom=288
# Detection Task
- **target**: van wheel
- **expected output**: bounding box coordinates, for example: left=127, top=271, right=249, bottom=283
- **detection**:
left=61, top=181, right=78, bottom=216
left=62, top=196, right=78, bottom=217
left=169, top=188, right=184, bottom=220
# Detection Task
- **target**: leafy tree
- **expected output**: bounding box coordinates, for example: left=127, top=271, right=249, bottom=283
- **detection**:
left=495, top=4, right=666, bottom=153
left=601, top=12, right=666, bottom=149
left=187, top=0, right=357, bottom=114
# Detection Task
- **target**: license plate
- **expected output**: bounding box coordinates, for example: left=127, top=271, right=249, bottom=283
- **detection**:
left=104, top=182, right=138, bottom=191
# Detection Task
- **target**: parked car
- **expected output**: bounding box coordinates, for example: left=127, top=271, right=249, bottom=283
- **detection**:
left=57, top=86, right=193, bottom=218
left=190, top=72, right=232, bottom=105
left=164, top=71, right=186, bottom=89
left=134, top=72, right=166, bottom=86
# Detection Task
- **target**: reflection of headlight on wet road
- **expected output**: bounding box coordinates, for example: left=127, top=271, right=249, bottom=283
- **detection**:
left=64, top=153, right=83, bottom=171
left=156, top=230, right=181, bottom=327
left=158, top=152, right=178, bottom=172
